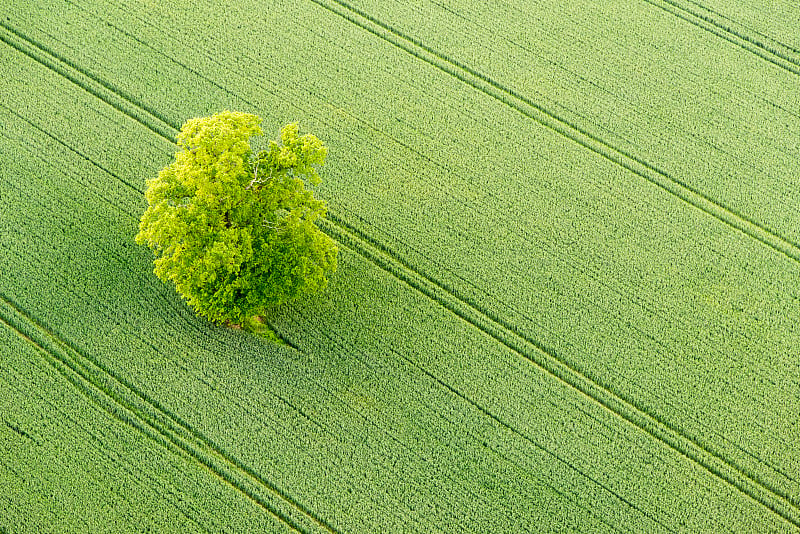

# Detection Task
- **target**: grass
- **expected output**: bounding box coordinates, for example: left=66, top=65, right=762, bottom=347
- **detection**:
left=1, top=0, right=799, bottom=531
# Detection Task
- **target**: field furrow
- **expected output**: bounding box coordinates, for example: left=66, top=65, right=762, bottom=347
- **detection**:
left=309, top=0, right=800, bottom=267
left=3, top=11, right=798, bottom=522
left=642, top=0, right=800, bottom=74
left=681, top=0, right=800, bottom=53
left=0, top=23, right=175, bottom=141
left=12, top=0, right=795, bottom=511
left=0, top=318, right=287, bottom=533
left=2, top=0, right=798, bottom=530
left=320, top=215, right=800, bottom=523
left=327, top=0, right=800, bottom=243
left=0, top=293, right=335, bottom=533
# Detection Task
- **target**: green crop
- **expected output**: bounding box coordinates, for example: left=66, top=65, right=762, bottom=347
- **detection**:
left=1, top=0, right=799, bottom=531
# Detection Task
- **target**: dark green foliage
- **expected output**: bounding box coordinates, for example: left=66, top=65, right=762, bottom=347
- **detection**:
left=136, top=111, right=337, bottom=334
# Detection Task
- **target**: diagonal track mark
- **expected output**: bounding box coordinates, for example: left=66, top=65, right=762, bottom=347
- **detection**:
left=3, top=421, right=41, bottom=448
left=319, top=214, right=800, bottom=528
left=1, top=103, right=144, bottom=199
left=0, top=294, right=337, bottom=534
left=2, top=361, right=213, bottom=531
left=284, top=308, right=636, bottom=532
left=385, top=345, right=657, bottom=534
left=0, top=306, right=220, bottom=531
left=642, top=0, right=800, bottom=75
left=309, top=0, right=800, bottom=267
left=4, top=17, right=799, bottom=527
left=0, top=22, right=176, bottom=144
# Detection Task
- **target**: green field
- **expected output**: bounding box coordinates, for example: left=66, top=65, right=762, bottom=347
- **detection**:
left=1, top=0, right=799, bottom=531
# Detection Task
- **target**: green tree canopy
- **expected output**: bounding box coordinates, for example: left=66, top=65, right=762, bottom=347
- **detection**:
left=136, top=111, right=338, bottom=335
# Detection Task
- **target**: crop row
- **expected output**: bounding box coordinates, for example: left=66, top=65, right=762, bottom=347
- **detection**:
left=1, top=96, right=624, bottom=532
left=1, top=79, right=610, bottom=529
left=336, top=0, right=800, bottom=244
left=0, top=310, right=288, bottom=532
left=60, top=0, right=800, bottom=509
left=2, top=0, right=798, bottom=529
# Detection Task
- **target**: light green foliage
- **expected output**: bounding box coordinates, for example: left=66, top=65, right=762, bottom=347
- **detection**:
left=135, top=111, right=337, bottom=333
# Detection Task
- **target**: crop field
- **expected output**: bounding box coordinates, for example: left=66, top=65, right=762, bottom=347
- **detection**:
left=1, top=0, right=799, bottom=531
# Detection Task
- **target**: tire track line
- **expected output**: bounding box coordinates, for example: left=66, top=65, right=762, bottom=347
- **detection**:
left=348, top=190, right=800, bottom=494
left=285, top=307, right=633, bottom=532
left=642, top=0, right=800, bottom=75
left=385, top=345, right=646, bottom=534
left=284, top=312, right=541, bottom=533
left=3, top=348, right=213, bottom=532
left=5, top=17, right=798, bottom=526
left=319, top=215, right=800, bottom=528
left=59, top=0, right=252, bottom=111
left=0, top=294, right=337, bottom=534
left=1, top=103, right=143, bottom=206
left=0, top=23, right=176, bottom=143
left=309, top=0, right=800, bottom=268
left=2, top=367, right=212, bottom=532
left=315, top=98, right=798, bottom=481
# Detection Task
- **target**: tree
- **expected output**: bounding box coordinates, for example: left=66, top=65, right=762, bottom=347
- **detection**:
left=135, top=111, right=338, bottom=336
